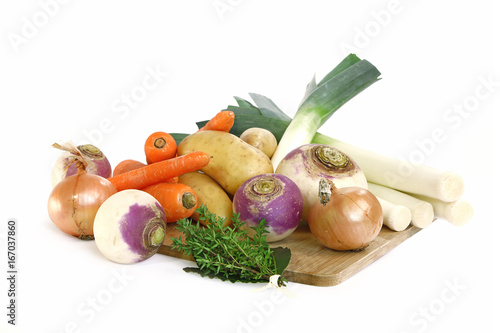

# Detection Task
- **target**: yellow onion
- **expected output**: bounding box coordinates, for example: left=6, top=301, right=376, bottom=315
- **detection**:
left=48, top=169, right=117, bottom=239
left=308, top=178, right=383, bottom=251
left=47, top=142, right=117, bottom=239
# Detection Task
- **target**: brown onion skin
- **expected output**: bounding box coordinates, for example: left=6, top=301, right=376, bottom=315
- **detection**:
left=47, top=170, right=117, bottom=239
left=308, top=186, right=383, bottom=251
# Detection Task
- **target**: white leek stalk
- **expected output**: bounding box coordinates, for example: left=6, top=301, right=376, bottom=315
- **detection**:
left=376, top=196, right=412, bottom=231
left=368, top=183, right=434, bottom=229
left=410, top=194, right=473, bottom=226
left=271, top=111, right=322, bottom=170
left=314, top=135, right=464, bottom=202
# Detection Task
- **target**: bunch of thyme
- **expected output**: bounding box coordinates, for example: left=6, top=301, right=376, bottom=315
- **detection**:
left=171, top=205, right=290, bottom=286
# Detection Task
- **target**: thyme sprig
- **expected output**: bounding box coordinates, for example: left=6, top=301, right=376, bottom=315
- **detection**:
left=171, top=205, right=291, bottom=286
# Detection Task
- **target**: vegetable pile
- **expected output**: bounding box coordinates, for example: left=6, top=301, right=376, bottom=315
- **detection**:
left=47, top=53, right=473, bottom=286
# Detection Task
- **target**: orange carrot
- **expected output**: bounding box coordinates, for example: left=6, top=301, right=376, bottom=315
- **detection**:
left=108, top=151, right=210, bottom=191
left=113, top=159, right=146, bottom=177
left=112, top=159, right=178, bottom=183
left=144, top=131, right=177, bottom=164
left=142, top=183, right=198, bottom=223
left=197, top=111, right=235, bottom=132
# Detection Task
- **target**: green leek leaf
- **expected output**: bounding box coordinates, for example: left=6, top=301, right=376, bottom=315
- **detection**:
left=172, top=54, right=380, bottom=160
left=316, top=53, right=362, bottom=87
left=234, top=96, right=257, bottom=109
left=170, top=133, right=189, bottom=145
left=299, top=53, right=362, bottom=106
left=248, top=92, right=292, bottom=122
left=297, top=59, right=381, bottom=127
left=229, top=114, right=290, bottom=140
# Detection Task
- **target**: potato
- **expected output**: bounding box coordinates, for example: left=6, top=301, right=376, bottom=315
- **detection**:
left=178, top=172, right=233, bottom=227
left=177, top=130, right=274, bottom=195
left=240, top=127, right=278, bottom=159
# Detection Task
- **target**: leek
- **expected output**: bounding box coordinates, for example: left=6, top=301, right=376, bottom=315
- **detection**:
left=212, top=94, right=464, bottom=204
left=173, top=52, right=382, bottom=154
left=367, top=182, right=434, bottom=229
left=269, top=54, right=381, bottom=170
left=313, top=134, right=465, bottom=202
left=173, top=98, right=464, bottom=209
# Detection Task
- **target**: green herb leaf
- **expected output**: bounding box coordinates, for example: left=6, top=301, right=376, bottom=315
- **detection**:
left=171, top=204, right=291, bottom=286
left=271, top=247, right=292, bottom=275
left=182, top=267, right=264, bottom=284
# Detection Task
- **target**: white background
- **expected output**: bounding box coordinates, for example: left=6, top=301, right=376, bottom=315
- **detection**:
left=1, top=1, right=499, bottom=332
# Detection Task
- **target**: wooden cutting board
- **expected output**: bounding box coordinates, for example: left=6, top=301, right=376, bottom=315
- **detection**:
left=158, top=221, right=421, bottom=287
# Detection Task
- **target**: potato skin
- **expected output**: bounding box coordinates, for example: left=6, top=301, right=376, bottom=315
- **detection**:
left=240, top=127, right=278, bottom=159
left=178, top=172, right=233, bottom=227
left=177, top=131, right=274, bottom=195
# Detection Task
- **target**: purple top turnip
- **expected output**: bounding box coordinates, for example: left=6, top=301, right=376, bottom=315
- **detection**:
left=233, top=173, right=303, bottom=242
left=93, top=190, right=167, bottom=264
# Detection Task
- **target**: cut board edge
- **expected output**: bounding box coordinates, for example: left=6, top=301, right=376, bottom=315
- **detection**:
left=157, top=223, right=423, bottom=287
left=281, top=226, right=422, bottom=286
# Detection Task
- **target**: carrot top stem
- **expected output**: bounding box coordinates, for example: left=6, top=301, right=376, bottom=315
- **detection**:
left=144, top=131, right=177, bottom=164
left=154, top=137, right=167, bottom=149
left=182, top=192, right=197, bottom=210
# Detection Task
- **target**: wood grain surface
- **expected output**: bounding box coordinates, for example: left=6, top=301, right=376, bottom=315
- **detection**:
left=158, top=221, right=422, bottom=287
